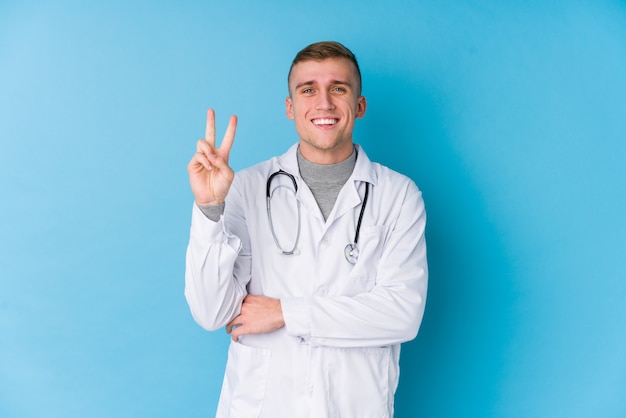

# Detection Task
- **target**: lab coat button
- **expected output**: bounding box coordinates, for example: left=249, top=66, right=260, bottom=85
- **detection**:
left=321, top=238, right=331, bottom=246
left=317, top=287, right=328, bottom=295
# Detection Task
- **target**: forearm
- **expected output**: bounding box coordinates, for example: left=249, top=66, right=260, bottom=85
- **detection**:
left=282, top=260, right=427, bottom=348
left=184, top=203, right=249, bottom=331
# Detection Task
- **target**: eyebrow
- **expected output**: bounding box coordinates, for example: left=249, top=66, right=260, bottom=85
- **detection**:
left=294, top=80, right=352, bottom=90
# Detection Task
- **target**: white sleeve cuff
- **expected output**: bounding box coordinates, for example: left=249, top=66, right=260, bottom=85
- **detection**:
left=281, top=296, right=312, bottom=340
left=191, top=203, right=241, bottom=251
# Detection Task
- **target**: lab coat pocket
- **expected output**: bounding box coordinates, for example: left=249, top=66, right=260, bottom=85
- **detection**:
left=347, top=225, right=387, bottom=292
left=217, top=342, right=271, bottom=418
left=327, top=346, right=393, bottom=417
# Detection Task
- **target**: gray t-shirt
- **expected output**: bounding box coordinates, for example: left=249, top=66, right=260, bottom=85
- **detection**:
left=296, top=147, right=356, bottom=220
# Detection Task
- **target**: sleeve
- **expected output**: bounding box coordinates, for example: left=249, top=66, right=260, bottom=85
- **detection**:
left=280, top=181, right=428, bottom=348
left=197, top=202, right=225, bottom=222
left=184, top=179, right=252, bottom=331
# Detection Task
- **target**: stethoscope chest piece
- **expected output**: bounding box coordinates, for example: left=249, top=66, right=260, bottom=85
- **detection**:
left=344, top=243, right=359, bottom=264
left=343, top=181, right=369, bottom=264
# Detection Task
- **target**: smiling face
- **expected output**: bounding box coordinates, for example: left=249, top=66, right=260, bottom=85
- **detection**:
left=286, top=57, right=367, bottom=164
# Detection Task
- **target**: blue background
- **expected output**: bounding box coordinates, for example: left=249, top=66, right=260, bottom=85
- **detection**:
left=1, top=1, right=625, bottom=417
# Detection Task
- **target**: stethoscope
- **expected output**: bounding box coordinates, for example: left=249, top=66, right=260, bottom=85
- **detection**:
left=266, top=169, right=369, bottom=264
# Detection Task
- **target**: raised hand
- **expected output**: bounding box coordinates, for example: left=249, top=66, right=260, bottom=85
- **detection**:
left=188, top=109, right=237, bottom=206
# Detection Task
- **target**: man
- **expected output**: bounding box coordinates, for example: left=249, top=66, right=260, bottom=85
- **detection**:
left=185, top=41, right=428, bottom=418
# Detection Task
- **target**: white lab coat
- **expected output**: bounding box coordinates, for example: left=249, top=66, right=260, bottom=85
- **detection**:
left=185, top=144, right=428, bottom=418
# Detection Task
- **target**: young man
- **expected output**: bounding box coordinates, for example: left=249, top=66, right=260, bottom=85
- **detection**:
left=185, top=41, right=428, bottom=417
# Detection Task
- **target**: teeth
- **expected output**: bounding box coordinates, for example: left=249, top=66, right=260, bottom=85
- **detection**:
left=313, top=118, right=337, bottom=125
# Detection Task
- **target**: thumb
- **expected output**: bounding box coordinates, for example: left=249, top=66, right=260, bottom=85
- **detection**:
left=207, top=153, right=233, bottom=178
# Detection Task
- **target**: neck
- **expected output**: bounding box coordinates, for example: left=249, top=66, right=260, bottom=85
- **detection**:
left=298, top=141, right=355, bottom=165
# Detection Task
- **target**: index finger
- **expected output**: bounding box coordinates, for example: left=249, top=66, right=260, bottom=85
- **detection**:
left=204, top=108, right=216, bottom=147
left=226, top=314, right=241, bottom=334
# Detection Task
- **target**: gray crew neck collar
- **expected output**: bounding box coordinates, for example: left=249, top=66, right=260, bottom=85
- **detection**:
left=297, top=147, right=357, bottom=185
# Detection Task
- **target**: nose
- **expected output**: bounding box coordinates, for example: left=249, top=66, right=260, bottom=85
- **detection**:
left=316, top=90, right=335, bottom=110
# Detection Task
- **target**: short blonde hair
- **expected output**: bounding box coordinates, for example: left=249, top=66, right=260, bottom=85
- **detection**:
left=288, top=41, right=362, bottom=95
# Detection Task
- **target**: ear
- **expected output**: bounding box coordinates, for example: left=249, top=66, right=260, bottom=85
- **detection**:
left=356, top=96, right=367, bottom=118
left=285, top=97, right=294, bottom=119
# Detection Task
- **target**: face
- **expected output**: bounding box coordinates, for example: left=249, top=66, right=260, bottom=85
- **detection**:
left=286, top=57, right=366, bottom=164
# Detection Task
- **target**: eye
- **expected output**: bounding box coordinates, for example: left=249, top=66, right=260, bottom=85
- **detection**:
left=302, top=88, right=314, bottom=94
left=332, top=86, right=347, bottom=93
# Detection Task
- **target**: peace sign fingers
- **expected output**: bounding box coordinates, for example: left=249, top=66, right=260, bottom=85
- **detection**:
left=204, top=109, right=237, bottom=159
left=188, top=109, right=238, bottom=206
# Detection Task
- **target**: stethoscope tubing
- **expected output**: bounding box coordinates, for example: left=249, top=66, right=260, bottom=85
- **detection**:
left=266, top=170, right=301, bottom=255
left=352, top=181, right=369, bottom=246
left=266, top=169, right=369, bottom=263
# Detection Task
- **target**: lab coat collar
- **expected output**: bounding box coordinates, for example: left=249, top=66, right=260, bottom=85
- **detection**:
left=275, top=143, right=377, bottom=224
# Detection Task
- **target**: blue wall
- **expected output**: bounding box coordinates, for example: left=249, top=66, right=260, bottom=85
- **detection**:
left=1, top=1, right=625, bottom=417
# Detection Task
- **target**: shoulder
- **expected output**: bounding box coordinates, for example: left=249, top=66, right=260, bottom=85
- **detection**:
left=355, top=144, right=421, bottom=195
left=369, top=162, right=422, bottom=201
left=356, top=148, right=425, bottom=218
left=367, top=162, right=426, bottom=229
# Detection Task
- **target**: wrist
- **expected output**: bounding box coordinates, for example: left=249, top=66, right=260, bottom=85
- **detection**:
left=195, top=199, right=224, bottom=206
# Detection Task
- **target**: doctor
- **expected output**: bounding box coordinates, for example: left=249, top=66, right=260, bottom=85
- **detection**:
left=185, top=41, right=428, bottom=417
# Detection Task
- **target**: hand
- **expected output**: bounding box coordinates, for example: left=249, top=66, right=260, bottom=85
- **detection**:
left=188, top=109, right=237, bottom=206
left=226, top=295, right=285, bottom=342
